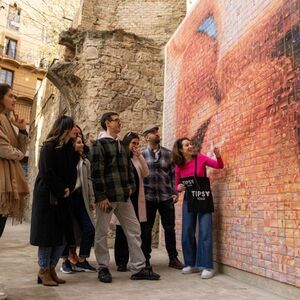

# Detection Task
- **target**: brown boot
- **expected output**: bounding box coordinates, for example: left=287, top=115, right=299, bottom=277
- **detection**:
left=37, top=268, right=58, bottom=286
left=169, top=257, right=184, bottom=270
left=50, top=267, right=66, bottom=284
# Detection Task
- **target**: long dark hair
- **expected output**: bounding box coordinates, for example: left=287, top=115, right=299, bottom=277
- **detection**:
left=123, top=131, right=139, bottom=156
left=172, top=137, right=195, bottom=166
left=75, top=125, right=90, bottom=156
left=44, top=115, right=75, bottom=148
left=0, top=83, right=12, bottom=113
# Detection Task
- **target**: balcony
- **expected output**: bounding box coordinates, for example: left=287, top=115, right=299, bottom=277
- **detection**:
left=0, top=47, right=48, bottom=71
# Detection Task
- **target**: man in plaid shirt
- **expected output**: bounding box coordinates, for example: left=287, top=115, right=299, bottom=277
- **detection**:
left=91, top=112, right=160, bottom=283
left=142, top=125, right=183, bottom=270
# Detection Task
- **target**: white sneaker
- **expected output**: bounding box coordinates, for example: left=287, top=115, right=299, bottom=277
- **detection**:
left=0, top=283, right=7, bottom=300
left=200, top=269, right=214, bottom=279
left=181, top=266, right=201, bottom=274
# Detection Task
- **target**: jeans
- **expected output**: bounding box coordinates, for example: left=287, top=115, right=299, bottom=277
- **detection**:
left=145, top=199, right=178, bottom=261
left=182, top=195, right=213, bottom=269
left=38, top=246, right=65, bottom=269
left=114, top=222, right=147, bottom=267
left=62, top=191, right=95, bottom=258
left=0, top=215, right=7, bottom=238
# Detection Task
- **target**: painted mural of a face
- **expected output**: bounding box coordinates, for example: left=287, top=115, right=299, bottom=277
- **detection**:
left=169, top=0, right=300, bottom=158
left=166, top=0, right=300, bottom=281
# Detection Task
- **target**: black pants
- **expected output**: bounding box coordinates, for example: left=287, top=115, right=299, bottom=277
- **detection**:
left=62, top=191, right=95, bottom=258
left=145, top=199, right=178, bottom=261
left=0, top=215, right=8, bottom=238
left=114, top=222, right=147, bottom=267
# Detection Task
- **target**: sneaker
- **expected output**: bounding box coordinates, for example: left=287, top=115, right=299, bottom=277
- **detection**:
left=169, top=257, right=184, bottom=270
left=0, top=283, right=7, bottom=300
left=182, top=266, right=201, bottom=274
left=201, top=269, right=214, bottom=279
left=98, top=268, right=112, bottom=283
left=0, top=291, right=7, bottom=300
left=131, top=266, right=160, bottom=280
left=60, top=259, right=73, bottom=274
left=73, top=260, right=96, bottom=272
left=117, top=265, right=128, bottom=272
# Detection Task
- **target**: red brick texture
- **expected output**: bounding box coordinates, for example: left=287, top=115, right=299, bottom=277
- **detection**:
left=164, top=0, right=300, bottom=287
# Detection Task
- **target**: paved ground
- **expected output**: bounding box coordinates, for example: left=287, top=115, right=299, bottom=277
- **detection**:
left=0, top=221, right=288, bottom=300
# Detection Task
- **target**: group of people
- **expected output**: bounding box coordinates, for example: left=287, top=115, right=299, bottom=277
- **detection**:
left=0, top=84, right=224, bottom=297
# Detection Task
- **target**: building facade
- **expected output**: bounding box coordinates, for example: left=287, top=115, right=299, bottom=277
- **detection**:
left=0, top=1, right=47, bottom=124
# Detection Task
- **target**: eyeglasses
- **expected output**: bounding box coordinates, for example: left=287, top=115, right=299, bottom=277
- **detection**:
left=110, top=117, right=121, bottom=122
left=126, top=131, right=133, bottom=137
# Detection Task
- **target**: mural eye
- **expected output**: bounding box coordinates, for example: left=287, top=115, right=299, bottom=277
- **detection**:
left=197, top=16, right=217, bottom=39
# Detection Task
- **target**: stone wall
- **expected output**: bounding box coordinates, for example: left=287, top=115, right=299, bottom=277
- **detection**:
left=48, top=29, right=164, bottom=140
left=76, top=0, right=186, bottom=46
left=28, top=1, right=186, bottom=246
left=165, top=0, right=300, bottom=287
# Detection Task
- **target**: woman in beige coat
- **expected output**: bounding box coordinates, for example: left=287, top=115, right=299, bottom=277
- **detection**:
left=0, top=83, right=29, bottom=300
left=114, top=132, right=149, bottom=272
left=60, top=134, right=97, bottom=273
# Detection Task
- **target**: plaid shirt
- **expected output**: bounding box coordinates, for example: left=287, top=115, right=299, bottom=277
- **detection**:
left=142, top=146, right=176, bottom=202
left=91, top=136, right=135, bottom=203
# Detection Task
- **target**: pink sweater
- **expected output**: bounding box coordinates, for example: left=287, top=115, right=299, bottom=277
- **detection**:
left=175, top=153, right=224, bottom=190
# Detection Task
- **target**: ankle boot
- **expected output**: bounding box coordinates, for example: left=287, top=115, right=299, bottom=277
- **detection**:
left=50, top=267, right=66, bottom=284
left=37, top=268, right=58, bottom=286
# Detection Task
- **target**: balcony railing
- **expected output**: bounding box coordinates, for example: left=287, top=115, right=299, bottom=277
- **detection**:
left=0, top=48, right=49, bottom=70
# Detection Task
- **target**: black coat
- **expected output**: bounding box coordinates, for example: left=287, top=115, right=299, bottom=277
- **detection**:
left=30, top=140, right=79, bottom=247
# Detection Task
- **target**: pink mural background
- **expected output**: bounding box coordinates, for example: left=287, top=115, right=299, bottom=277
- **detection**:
left=164, top=0, right=300, bottom=286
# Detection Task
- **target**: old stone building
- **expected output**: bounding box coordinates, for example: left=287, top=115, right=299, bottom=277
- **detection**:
left=29, top=0, right=186, bottom=181
left=28, top=0, right=186, bottom=243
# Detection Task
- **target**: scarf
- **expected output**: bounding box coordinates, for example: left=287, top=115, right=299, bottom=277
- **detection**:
left=0, top=113, right=29, bottom=222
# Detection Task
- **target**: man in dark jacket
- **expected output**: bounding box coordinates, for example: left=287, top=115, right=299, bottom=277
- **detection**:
left=91, top=112, right=160, bottom=283
left=142, top=125, right=183, bottom=270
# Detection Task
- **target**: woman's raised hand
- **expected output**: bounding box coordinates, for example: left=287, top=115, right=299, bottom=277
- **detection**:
left=11, top=111, right=26, bottom=130
left=213, top=147, right=221, bottom=158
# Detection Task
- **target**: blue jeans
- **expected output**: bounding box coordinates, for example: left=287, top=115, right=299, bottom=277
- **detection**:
left=182, top=195, right=213, bottom=269
left=62, top=190, right=95, bottom=258
left=38, top=246, right=65, bottom=269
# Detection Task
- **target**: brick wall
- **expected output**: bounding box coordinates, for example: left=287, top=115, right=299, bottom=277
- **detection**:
left=165, top=0, right=300, bottom=287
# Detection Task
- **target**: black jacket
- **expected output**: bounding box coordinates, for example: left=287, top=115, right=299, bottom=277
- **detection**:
left=30, top=140, right=79, bottom=247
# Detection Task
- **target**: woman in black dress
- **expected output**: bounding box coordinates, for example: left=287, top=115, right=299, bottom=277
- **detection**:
left=30, top=115, right=79, bottom=286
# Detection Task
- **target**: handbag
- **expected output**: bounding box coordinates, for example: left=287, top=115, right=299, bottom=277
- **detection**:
left=179, top=156, right=214, bottom=213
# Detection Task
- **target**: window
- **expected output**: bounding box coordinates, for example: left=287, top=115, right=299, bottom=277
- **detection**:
left=7, top=4, right=21, bottom=31
left=0, top=68, right=14, bottom=86
left=4, top=37, right=17, bottom=59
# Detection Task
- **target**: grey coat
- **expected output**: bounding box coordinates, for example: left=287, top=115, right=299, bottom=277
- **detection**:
left=75, top=157, right=96, bottom=226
